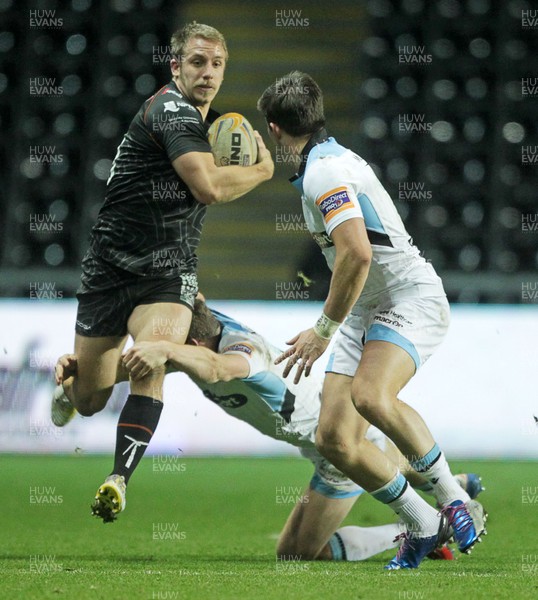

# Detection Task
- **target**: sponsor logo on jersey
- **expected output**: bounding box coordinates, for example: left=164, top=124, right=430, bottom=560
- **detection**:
left=316, top=187, right=355, bottom=224
left=377, top=309, right=412, bottom=327
left=163, top=101, right=180, bottom=112
left=222, top=343, right=253, bottom=356
left=163, top=100, right=197, bottom=113
left=311, top=231, right=334, bottom=249
left=373, top=312, right=404, bottom=328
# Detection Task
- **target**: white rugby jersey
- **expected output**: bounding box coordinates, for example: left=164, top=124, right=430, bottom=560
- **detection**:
left=190, top=309, right=320, bottom=447
left=290, top=130, right=445, bottom=307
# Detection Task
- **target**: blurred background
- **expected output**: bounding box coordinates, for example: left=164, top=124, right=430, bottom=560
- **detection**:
left=1, top=0, right=537, bottom=302
left=0, top=0, right=537, bottom=457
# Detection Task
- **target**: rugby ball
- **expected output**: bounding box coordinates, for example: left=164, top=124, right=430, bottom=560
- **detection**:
left=207, top=112, right=258, bottom=166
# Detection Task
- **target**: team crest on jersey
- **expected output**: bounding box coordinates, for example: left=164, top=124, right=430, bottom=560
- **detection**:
left=222, top=342, right=253, bottom=355
left=316, top=186, right=354, bottom=224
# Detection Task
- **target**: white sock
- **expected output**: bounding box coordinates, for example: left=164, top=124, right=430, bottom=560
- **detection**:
left=388, top=484, right=441, bottom=537
left=418, top=450, right=471, bottom=506
left=371, top=471, right=440, bottom=538
left=329, top=525, right=400, bottom=561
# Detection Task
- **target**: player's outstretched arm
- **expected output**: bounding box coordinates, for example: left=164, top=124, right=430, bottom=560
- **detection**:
left=172, top=131, right=273, bottom=205
left=122, top=341, right=249, bottom=383
left=275, top=218, right=371, bottom=383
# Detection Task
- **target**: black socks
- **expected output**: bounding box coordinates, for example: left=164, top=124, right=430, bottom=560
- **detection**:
left=111, top=394, right=163, bottom=483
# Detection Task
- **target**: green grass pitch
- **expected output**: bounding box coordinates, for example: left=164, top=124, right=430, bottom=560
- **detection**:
left=0, top=455, right=536, bottom=599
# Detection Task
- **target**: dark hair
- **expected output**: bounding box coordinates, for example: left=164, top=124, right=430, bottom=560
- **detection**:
left=257, top=70, right=325, bottom=137
left=188, top=298, right=221, bottom=341
left=171, top=21, right=228, bottom=61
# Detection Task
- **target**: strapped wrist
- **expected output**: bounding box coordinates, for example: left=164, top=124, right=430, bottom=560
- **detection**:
left=314, top=312, right=340, bottom=340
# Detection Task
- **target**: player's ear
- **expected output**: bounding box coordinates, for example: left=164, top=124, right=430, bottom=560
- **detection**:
left=189, top=338, right=200, bottom=346
left=267, top=122, right=281, bottom=142
left=170, top=57, right=181, bottom=76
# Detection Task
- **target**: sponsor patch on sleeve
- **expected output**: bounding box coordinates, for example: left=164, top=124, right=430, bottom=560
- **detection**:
left=316, top=186, right=355, bottom=224
left=222, top=342, right=254, bottom=356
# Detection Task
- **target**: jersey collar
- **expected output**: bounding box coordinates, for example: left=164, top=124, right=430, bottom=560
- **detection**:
left=168, top=80, right=220, bottom=124
left=289, top=127, right=328, bottom=193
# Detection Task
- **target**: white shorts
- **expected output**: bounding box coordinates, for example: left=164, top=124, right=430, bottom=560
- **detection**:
left=326, top=295, right=450, bottom=376
left=299, top=426, right=385, bottom=499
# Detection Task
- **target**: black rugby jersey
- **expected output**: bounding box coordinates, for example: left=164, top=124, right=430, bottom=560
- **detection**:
left=84, top=80, right=218, bottom=282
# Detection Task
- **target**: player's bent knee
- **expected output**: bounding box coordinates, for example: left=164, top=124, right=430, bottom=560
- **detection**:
left=315, top=426, right=354, bottom=462
left=73, top=390, right=112, bottom=417
left=351, top=384, right=394, bottom=427
left=76, top=403, right=102, bottom=417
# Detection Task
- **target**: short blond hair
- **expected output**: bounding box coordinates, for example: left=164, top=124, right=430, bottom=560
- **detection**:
left=171, top=21, right=228, bottom=61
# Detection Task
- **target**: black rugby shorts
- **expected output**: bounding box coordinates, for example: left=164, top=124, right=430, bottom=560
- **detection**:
left=75, top=259, right=197, bottom=337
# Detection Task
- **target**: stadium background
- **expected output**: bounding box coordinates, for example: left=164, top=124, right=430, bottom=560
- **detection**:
left=0, top=0, right=537, bottom=457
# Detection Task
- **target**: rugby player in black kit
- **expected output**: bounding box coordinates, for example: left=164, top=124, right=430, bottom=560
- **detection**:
left=50, top=22, right=274, bottom=522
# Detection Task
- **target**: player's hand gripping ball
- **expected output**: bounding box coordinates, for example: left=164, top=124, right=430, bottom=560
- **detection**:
left=207, top=112, right=258, bottom=166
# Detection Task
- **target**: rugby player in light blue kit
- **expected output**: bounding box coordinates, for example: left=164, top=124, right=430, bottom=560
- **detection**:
left=256, top=71, right=487, bottom=569
left=58, top=297, right=480, bottom=561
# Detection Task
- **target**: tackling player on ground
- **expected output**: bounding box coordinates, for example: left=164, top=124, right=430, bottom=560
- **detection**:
left=55, top=298, right=484, bottom=561
left=256, top=71, right=486, bottom=569
left=50, top=22, right=273, bottom=517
